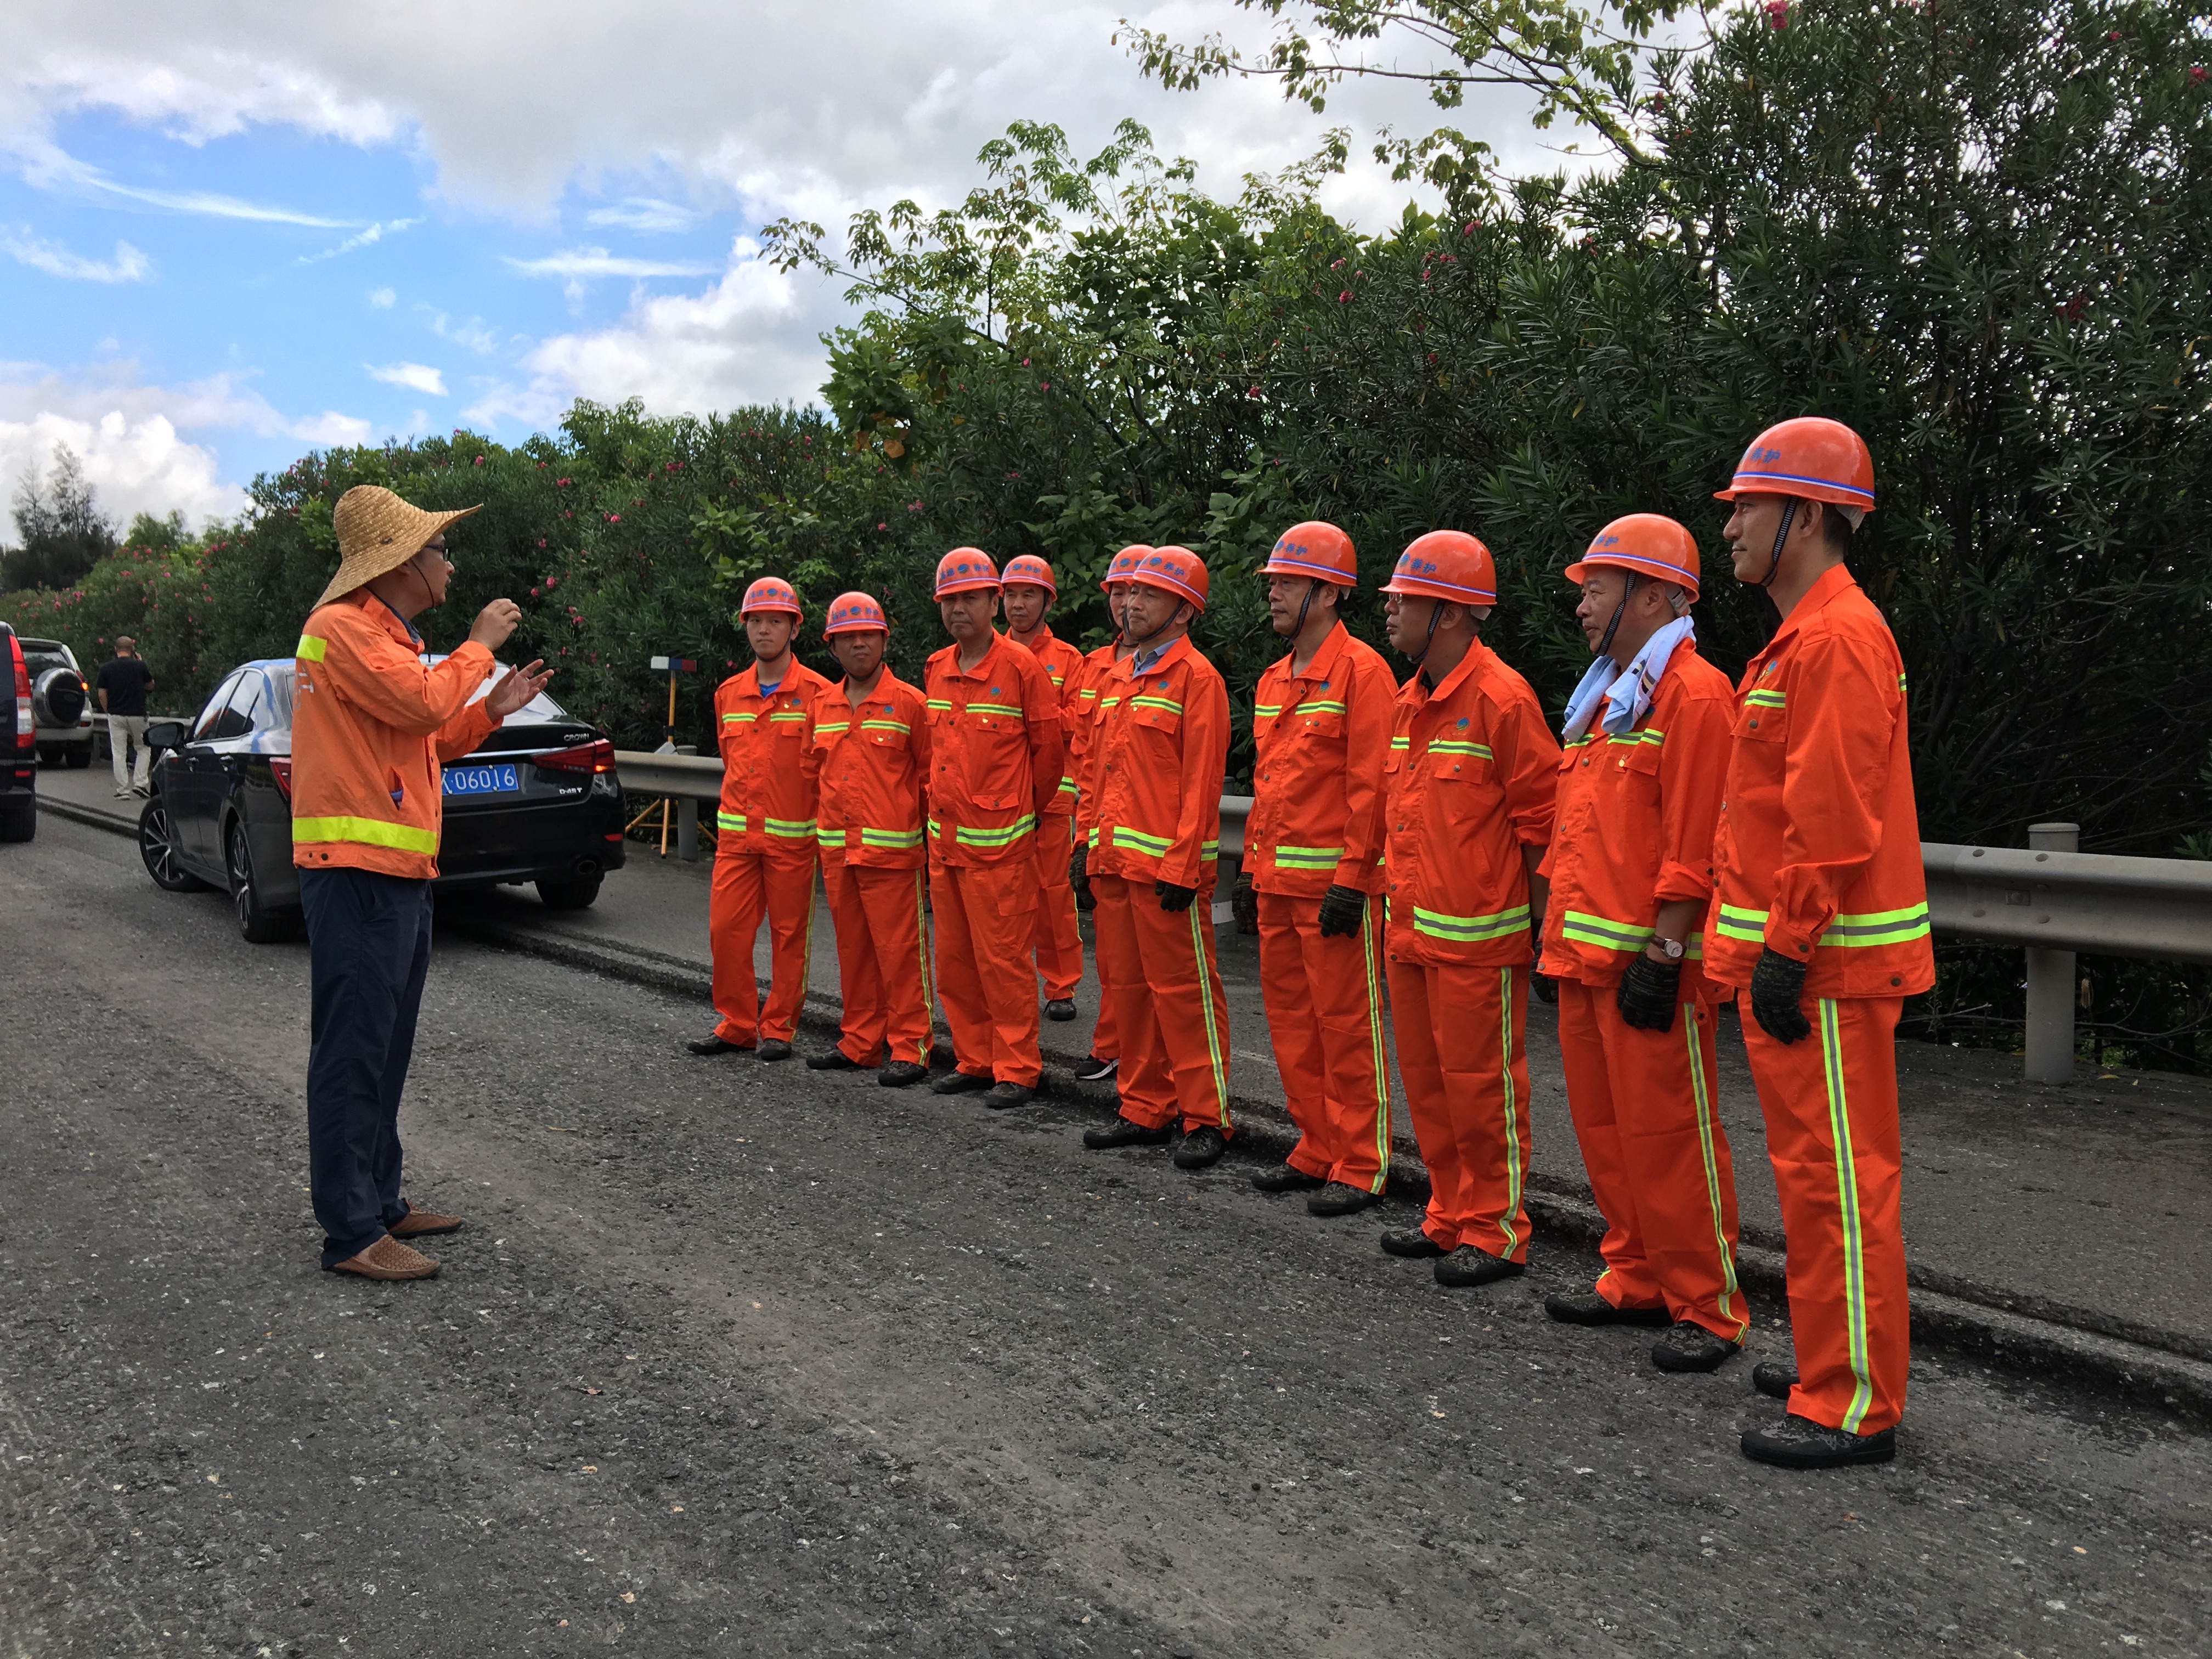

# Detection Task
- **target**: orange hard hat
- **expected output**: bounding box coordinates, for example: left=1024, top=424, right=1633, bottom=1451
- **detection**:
left=741, top=576, right=802, bottom=619
left=1264, top=521, right=1356, bottom=586
left=823, top=591, right=888, bottom=637
left=933, top=548, right=1001, bottom=597
left=1381, top=531, right=1497, bottom=607
left=1000, top=554, right=1057, bottom=596
left=1564, top=514, right=1701, bottom=600
left=1714, top=416, right=1876, bottom=514
left=1099, top=544, right=1152, bottom=591
left=1132, top=545, right=1208, bottom=612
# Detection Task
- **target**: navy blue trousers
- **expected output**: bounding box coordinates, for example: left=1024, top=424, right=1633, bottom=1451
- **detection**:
left=302, top=867, right=434, bottom=1267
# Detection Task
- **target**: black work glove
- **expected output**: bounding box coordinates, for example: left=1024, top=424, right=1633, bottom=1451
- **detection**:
left=1231, top=870, right=1260, bottom=934
left=1155, top=879, right=1198, bottom=913
left=1069, top=842, right=1093, bottom=911
left=1750, top=946, right=1812, bottom=1045
left=1615, top=951, right=1682, bottom=1032
left=1530, top=967, right=1559, bottom=1006
left=1316, top=883, right=1368, bottom=939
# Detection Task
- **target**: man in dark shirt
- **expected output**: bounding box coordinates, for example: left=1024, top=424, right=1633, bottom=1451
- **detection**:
left=96, top=637, right=156, bottom=797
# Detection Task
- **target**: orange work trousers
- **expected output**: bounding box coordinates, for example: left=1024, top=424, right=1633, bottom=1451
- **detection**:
left=1086, top=853, right=1121, bottom=1061
left=1555, top=980, right=1745, bottom=1341
left=823, top=861, right=935, bottom=1068
left=1032, top=815, right=1082, bottom=1001
left=1258, top=890, right=1389, bottom=1193
left=709, top=848, right=817, bottom=1046
left=1090, top=872, right=1232, bottom=1134
left=930, top=859, right=1043, bottom=1086
left=1742, top=995, right=1909, bottom=1436
left=1387, top=958, right=1532, bottom=1260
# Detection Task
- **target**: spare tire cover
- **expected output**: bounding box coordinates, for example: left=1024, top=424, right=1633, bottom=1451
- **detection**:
left=33, top=667, right=86, bottom=727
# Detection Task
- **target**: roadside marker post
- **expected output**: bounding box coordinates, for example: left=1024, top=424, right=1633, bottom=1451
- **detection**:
left=643, top=656, right=699, bottom=857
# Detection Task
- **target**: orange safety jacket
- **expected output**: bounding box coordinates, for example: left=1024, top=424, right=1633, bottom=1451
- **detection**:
left=1708, top=563, right=1934, bottom=998
left=1538, top=640, right=1733, bottom=992
left=811, top=672, right=932, bottom=870
left=1070, top=641, right=1126, bottom=842
left=714, top=658, right=831, bottom=857
left=1383, top=638, right=1559, bottom=966
left=1012, top=624, right=1084, bottom=819
left=291, top=591, right=501, bottom=880
left=1087, top=634, right=1229, bottom=890
left=1245, top=620, right=1394, bottom=898
left=922, top=632, right=1064, bottom=867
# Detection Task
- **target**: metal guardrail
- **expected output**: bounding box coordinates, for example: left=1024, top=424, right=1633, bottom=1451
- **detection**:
left=621, top=757, right=2209, bottom=1082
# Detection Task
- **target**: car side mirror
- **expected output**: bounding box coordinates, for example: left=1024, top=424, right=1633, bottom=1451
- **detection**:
left=144, top=720, right=189, bottom=752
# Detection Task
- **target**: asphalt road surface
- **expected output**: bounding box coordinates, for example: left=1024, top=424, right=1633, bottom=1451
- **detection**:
left=4, top=812, right=2208, bottom=1658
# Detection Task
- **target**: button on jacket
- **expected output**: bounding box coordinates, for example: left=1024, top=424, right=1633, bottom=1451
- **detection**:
left=715, top=660, right=832, bottom=854
left=292, top=591, right=501, bottom=880
left=1383, top=640, right=1559, bottom=966
left=1539, top=640, right=1733, bottom=992
left=1087, top=635, right=1231, bottom=890
left=811, top=673, right=932, bottom=870
left=922, top=633, right=1064, bottom=866
left=1707, top=563, right=1934, bottom=998
left=1246, top=621, right=1393, bottom=898
left=1014, top=624, right=1086, bottom=819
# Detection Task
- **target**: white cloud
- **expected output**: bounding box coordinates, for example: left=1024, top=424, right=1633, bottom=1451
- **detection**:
left=425, top=311, right=499, bottom=354
left=5, top=132, right=361, bottom=225
left=298, top=215, right=419, bottom=263
left=505, top=245, right=719, bottom=280
left=0, top=409, right=238, bottom=529
left=368, top=285, right=395, bottom=307
left=2, top=226, right=150, bottom=281
left=585, top=196, right=695, bottom=234
left=366, top=360, right=447, bottom=397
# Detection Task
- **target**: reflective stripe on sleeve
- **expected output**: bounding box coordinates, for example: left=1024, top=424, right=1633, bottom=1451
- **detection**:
left=717, top=811, right=748, bottom=833
left=295, top=634, right=328, bottom=663
left=1270, top=844, right=1344, bottom=870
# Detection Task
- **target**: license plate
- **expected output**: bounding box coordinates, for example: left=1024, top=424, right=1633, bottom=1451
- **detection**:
left=443, top=762, right=521, bottom=798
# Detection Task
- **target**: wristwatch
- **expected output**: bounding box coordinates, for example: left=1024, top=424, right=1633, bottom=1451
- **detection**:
left=1648, top=935, right=1686, bottom=961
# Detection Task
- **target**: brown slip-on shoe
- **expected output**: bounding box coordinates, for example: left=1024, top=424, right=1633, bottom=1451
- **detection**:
left=390, top=1204, right=464, bottom=1238
left=330, top=1235, right=441, bottom=1281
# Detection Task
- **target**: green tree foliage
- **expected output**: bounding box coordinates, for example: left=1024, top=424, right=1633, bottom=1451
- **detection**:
left=4, top=444, right=119, bottom=591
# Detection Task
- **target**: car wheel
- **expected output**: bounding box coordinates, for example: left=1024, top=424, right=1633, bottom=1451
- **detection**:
left=139, top=798, right=208, bottom=890
left=228, top=820, right=297, bottom=943
left=0, top=804, right=33, bottom=843
left=63, top=747, right=91, bottom=769
left=535, top=873, right=603, bottom=910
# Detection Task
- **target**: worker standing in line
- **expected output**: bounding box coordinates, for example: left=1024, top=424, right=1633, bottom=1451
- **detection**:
left=689, top=577, right=831, bottom=1063
left=1376, top=532, right=1559, bottom=1288
left=923, top=550, right=1066, bottom=1107
left=1709, top=418, right=1933, bottom=1470
left=1537, top=516, right=1746, bottom=1372
left=805, top=592, right=935, bottom=1088
left=1074, top=546, right=1234, bottom=1171
left=1234, top=522, right=1395, bottom=1218
left=1000, top=554, right=1086, bottom=1024
left=1065, top=545, right=1151, bottom=1084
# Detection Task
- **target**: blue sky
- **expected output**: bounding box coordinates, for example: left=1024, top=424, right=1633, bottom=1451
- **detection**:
left=0, top=1, right=1560, bottom=533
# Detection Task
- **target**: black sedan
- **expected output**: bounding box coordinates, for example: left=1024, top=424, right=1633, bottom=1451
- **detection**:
left=138, top=656, right=627, bottom=941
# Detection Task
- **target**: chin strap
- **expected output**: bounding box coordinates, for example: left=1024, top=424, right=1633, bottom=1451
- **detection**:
left=1593, top=572, right=1639, bottom=658
left=1403, top=598, right=1445, bottom=667
left=1762, top=499, right=1798, bottom=588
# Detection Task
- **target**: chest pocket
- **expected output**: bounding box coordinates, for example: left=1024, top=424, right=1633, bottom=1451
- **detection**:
left=1737, top=691, right=1788, bottom=744
left=1130, top=699, right=1183, bottom=740
left=1293, top=708, right=1345, bottom=746
left=964, top=705, right=1029, bottom=808
left=1427, top=741, right=1492, bottom=783
left=1617, top=735, right=1664, bottom=777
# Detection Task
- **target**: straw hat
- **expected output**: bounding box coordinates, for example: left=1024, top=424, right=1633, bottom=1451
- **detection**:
left=314, top=486, right=482, bottom=609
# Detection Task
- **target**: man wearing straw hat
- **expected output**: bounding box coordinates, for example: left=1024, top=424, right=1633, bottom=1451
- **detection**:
left=292, top=485, right=550, bottom=1282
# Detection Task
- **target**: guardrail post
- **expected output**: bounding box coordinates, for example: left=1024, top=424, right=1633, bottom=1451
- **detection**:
left=2022, top=822, right=2080, bottom=1084
left=674, top=745, right=699, bottom=861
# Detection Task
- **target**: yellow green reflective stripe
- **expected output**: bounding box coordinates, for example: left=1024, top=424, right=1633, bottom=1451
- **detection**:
left=814, top=720, right=851, bottom=736
left=1564, top=733, right=1594, bottom=749
left=924, top=698, right=953, bottom=712
left=291, top=814, right=439, bottom=854
left=1605, top=728, right=1664, bottom=748
left=1077, top=688, right=1099, bottom=703
left=1188, top=900, right=1230, bottom=1126
left=861, top=826, right=925, bottom=849
left=911, top=871, right=936, bottom=1064
left=1389, top=735, right=1409, bottom=749
left=763, top=816, right=817, bottom=839
left=1820, top=998, right=1877, bottom=1432
left=1716, top=903, right=1768, bottom=943
left=1201, top=839, right=1220, bottom=861
left=1252, top=703, right=1283, bottom=719
left=1300, top=700, right=1347, bottom=715
left=1897, top=672, right=1908, bottom=692
left=927, top=817, right=941, bottom=838
left=817, top=825, right=844, bottom=848
left=1560, top=910, right=1654, bottom=952
left=1427, top=740, right=1491, bottom=757
left=954, top=814, right=1037, bottom=848
left=1360, top=899, right=1390, bottom=1193
left=1496, top=966, right=1524, bottom=1257
left=967, top=702, right=1024, bottom=718
left=768, top=711, right=805, bottom=724
left=1745, top=688, right=1786, bottom=708
left=1271, top=844, right=1344, bottom=870
left=718, top=810, right=747, bottom=832
left=1686, top=1012, right=1743, bottom=1337
left=1107, top=824, right=1172, bottom=857
left=861, top=719, right=909, bottom=735
left=295, top=634, right=327, bottom=663
left=1129, top=695, right=1183, bottom=715
left=1055, top=777, right=1077, bottom=798
left=1086, top=826, right=1101, bottom=849
left=1819, top=905, right=1931, bottom=946
left=1101, top=695, right=1124, bottom=712
left=1411, top=902, right=1530, bottom=944
left=721, top=711, right=755, bottom=724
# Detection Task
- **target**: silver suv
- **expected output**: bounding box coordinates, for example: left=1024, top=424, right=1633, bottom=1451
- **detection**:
left=18, top=639, right=94, bottom=767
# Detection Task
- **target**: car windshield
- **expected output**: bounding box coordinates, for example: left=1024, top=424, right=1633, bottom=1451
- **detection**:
left=430, top=656, right=570, bottom=722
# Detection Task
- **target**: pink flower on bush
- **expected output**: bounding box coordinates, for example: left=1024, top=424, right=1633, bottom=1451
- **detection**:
left=605, top=513, right=620, bottom=523
left=531, top=586, right=543, bottom=597
left=1765, top=0, right=1788, bottom=27
left=1338, top=290, right=1352, bottom=303
left=537, top=538, right=547, bottom=549
left=473, top=455, right=484, bottom=465
left=2192, top=65, right=2207, bottom=83
left=877, top=521, right=888, bottom=531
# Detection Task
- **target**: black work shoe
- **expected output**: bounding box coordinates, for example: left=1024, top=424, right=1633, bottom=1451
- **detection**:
left=1251, top=1161, right=1325, bottom=1195
left=1173, top=1126, right=1228, bottom=1170
left=1045, top=998, right=1078, bottom=1023
left=1379, top=1228, right=1448, bottom=1260
left=930, top=1069, right=992, bottom=1096
left=1084, top=1116, right=1175, bottom=1150
left=685, top=1032, right=752, bottom=1056
left=1740, top=1414, right=1896, bottom=1469
left=1752, top=1361, right=1799, bottom=1402
left=806, top=1049, right=868, bottom=1071
left=757, top=1039, right=793, bottom=1063
left=1074, top=1054, right=1120, bottom=1082
left=984, top=1082, right=1035, bottom=1109
left=1308, top=1182, right=1380, bottom=1218
left=1544, top=1290, right=1672, bottom=1328
left=878, top=1061, right=928, bottom=1088
left=1434, top=1245, right=1526, bottom=1288
left=1652, top=1321, right=1742, bottom=1373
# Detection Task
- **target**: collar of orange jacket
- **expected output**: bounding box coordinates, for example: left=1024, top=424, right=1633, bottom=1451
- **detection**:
left=1408, top=633, right=1492, bottom=707
left=937, top=629, right=1014, bottom=680
left=1114, top=631, right=1196, bottom=682
left=1764, top=561, right=1860, bottom=655
left=349, top=588, right=425, bottom=652
left=1282, top=618, right=1351, bottom=684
